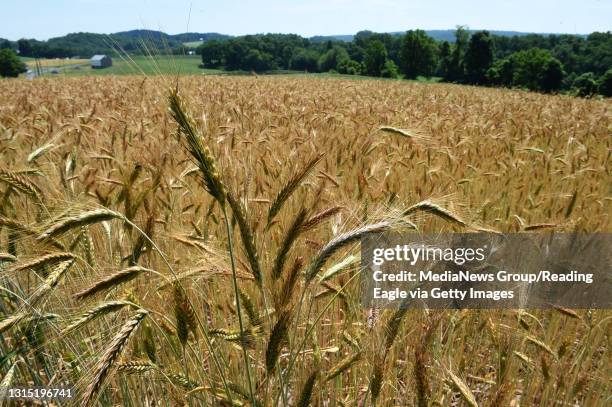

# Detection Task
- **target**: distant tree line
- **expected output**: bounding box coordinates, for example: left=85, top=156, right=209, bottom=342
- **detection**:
left=198, top=29, right=612, bottom=96
left=1, top=28, right=610, bottom=96
left=0, top=31, right=216, bottom=60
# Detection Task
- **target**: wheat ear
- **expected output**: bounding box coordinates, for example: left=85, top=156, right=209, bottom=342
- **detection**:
left=38, top=209, right=123, bottom=240
left=0, top=362, right=17, bottom=399
left=445, top=367, right=479, bottom=407
left=324, top=351, right=362, bottom=381
left=271, top=207, right=307, bottom=280
left=301, top=206, right=342, bottom=232
left=304, top=220, right=398, bottom=284
left=81, top=309, right=148, bottom=407
left=0, top=216, right=64, bottom=249
left=297, top=370, right=319, bottom=407
left=168, top=88, right=226, bottom=205
left=7, top=252, right=74, bottom=273
left=74, top=266, right=152, bottom=300
left=403, top=200, right=468, bottom=227
left=62, top=301, right=134, bottom=334
left=267, top=154, right=324, bottom=226
left=265, top=309, right=292, bottom=374
left=0, top=170, right=43, bottom=201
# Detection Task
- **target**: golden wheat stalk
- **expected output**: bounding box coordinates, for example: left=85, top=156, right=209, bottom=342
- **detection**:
left=0, top=313, right=26, bottom=334
left=28, top=259, right=74, bottom=305
left=173, top=283, right=197, bottom=346
left=210, top=327, right=256, bottom=349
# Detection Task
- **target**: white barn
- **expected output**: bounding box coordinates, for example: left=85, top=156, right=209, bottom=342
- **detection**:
left=90, top=54, right=112, bottom=69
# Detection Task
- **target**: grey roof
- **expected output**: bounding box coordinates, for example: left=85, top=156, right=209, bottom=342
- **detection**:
left=91, top=55, right=108, bottom=61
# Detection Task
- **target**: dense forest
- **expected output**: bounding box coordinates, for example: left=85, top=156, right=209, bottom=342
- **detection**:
left=198, top=29, right=612, bottom=96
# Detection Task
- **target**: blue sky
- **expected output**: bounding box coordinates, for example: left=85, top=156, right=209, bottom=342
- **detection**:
left=2, top=0, right=610, bottom=40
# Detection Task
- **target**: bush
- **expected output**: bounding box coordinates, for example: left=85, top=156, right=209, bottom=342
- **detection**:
left=380, top=59, right=399, bottom=78
left=598, top=69, right=612, bottom=96
left=0, top=48, right=27, bottom=78
left=290, top=49, right=320, bottom=72
left=337, top=59, right=362, bottom=75
left=572, top=72, right=598, bottom=97
left=486, top=58, right=513, bottom=86
left=318, top=47, right=350, bottom=72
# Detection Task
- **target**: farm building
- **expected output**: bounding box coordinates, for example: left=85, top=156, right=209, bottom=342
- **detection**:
left=90, top=54, right=112, bottom=69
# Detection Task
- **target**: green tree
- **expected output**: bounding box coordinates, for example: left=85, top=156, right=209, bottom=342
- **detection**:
left=486, top=58, right=513, bottom=86
left=437, top=41, right=451, bottom=77
left=224, top=39, right=248, bottom=70
left=539, top=57, right=565, bottom=92
left=445, top=26, right=470, bottom=82
left=400, top=29, right=437, bottom=79
left=0, top=48, right=27, bottom=78
left=501, top=48, right=564, bottom=92
left=364, top=40, right=387, bottom=76
left=598, top=69, right=612, bottom=96
left=572, top=72, right=598, bottom=96
left=290, top=49, right=320, bottom=72
left=465, top=31, right=494, bottom=84
left=17, top=39, right=33, bottom=57
left=243, top=49, right=276, bottom=72
left=200, top=40, right=225, bottom=68
left=318, top=46, right=349, bottom=72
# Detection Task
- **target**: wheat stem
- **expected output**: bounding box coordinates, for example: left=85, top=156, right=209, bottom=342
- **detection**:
left=222, top=205, right=255, bottom=405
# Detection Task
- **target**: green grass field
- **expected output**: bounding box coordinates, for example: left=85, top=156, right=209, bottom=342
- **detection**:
left=55, top=55, right=217, bottom=76
left=20, top=55, right=442, bottom=83
left=22, top=55, right=217, bottom=77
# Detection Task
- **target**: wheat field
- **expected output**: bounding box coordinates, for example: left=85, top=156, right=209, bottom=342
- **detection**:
left=0, top=75, right=610, bottom=406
